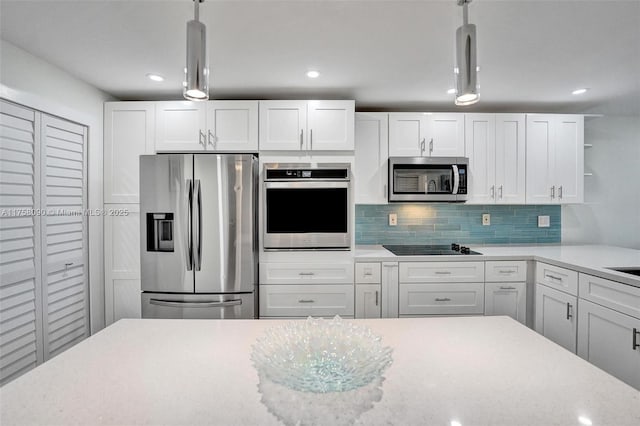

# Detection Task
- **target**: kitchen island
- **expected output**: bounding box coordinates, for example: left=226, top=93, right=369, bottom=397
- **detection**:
left=1, top=317, right=639, bottom=425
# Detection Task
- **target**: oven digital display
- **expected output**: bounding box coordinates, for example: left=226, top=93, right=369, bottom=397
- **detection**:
left=266, top=188, right=348, bottom=233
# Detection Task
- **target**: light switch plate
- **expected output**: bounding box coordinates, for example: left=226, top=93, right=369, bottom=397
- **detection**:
left=538, top=215, right=550, bottom=228
left=389, top=213, right=397, bottom=226
left=482, top=213, right=490, bottom=226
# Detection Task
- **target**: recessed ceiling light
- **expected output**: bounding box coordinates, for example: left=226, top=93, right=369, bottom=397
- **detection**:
left=578, top=416, right=593, bottom=426
left=451, top=421, right=462, bottom=426
left=572, top=88, right=589, bottom=95
left=447, top=88, right=457, bottom=94
left=147, top=73, right=164, bottom=82
left=306, top=70, right=320, bottom=78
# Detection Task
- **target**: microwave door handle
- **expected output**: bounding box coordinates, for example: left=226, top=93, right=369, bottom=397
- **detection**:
left=452, top=165, right=460, bottom=194
left=185, top=179, right=193, bottom=271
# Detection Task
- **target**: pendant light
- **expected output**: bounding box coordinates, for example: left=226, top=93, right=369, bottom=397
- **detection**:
left=184, top=0, right=209, bottom=101
left=454, top=0, right=479, bottom=106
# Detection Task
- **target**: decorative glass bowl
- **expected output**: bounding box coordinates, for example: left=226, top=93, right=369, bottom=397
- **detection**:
left=251, top=315, right=393, bottom=394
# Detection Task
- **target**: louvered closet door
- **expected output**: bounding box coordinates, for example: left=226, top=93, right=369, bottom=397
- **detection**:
left=0, top=100, right=44, bottom=384
left=40, top=114, right=89, bottom=360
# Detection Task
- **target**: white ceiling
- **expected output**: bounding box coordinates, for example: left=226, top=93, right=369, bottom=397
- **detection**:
left=1, top=0, right=639, bottom=113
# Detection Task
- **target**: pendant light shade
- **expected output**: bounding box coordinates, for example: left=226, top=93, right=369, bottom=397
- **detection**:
left=454, top=0, right=479, bottom=106
left=184, top=0, right=208, bottom=101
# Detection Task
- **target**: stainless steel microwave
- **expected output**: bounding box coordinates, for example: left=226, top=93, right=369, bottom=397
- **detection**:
left=388, top=157, right=469, bottom=202
left=263, top=163, right=351, bottom=250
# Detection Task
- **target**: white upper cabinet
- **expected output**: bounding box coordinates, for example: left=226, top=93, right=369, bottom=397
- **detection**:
left=205, top=101, right=258, bottom=152
left=465, top=113, right=525, bottom=204
left=104, top=102, right=155, bottom=203
left=526, top=114, right=584, bottom=204
left=259, top=100, right=354, bottom=151
left=354, top=113, right=388, bottom=204
left=155, top=100, right=258, bottom=152
left=155, top=101, right=207, bottom=151
left=389, top=113, right=464, bottom=157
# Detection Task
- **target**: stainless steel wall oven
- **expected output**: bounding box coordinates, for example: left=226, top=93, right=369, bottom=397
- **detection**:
left=263, top=163, right=351, bottom=250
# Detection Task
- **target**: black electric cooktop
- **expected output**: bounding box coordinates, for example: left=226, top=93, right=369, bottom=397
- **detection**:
left=383, top=244, right=482, bottom=256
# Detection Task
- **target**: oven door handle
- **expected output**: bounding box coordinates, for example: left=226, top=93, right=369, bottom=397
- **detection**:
left=452, top=165, right=460, bottom=194
left=264, top=181, right=349, bottom=189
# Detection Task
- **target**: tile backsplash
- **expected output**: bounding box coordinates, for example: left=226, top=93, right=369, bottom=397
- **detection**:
left=355, top=204, right=561, bottom=245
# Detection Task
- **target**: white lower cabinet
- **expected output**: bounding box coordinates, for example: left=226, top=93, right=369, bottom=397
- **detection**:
left=484, top=282, right=526, bottom=324
left=259, top=285, right=354, bottom=318
left=578, top=298, right=640, bottom=390
left=535, top=283, right=577, bottom=353
left=355, top=284, right=382, bottom=319
left=399, top=282, right=485, bottom=316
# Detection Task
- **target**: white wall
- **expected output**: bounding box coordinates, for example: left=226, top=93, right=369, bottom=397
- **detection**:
left=562, top=114, right=640, bottom=249
left=1, top=39, right=113, bottom=333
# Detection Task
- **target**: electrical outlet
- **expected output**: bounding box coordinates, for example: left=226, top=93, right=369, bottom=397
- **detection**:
left=538, top=215, right=550, bottom=228
left=482, top=213, right=490, bottom=226
left=389, top=213, right=397, bottom=226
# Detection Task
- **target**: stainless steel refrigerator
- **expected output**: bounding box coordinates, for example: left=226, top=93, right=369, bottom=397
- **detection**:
left=140, top=154, right=257, bottom=319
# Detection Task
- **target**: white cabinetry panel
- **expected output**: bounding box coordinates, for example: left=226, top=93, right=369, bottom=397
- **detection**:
left=103, top=102, right=155, bottom=203
left=536, top=262, right=578, bottom=295
left=400, top=262, right=485, bottom=283
left=307, top=100, right=354, bottom=150
left=577, top=298, right=640, bottom=390
left=389, top=113, right=464, bottom=157
left=354, top=113, right=388, bottom=204
left=155, top=101, right=206, bottom=151
left=355, top=262, right=382, bottom=284
left=259, top=101, right=307, bottom=150
left=485, top=261, right=527, bottom=282
left=399, top=282, right=484, bottom=316
left=205, top=101, right=258, bottom=152
left=104, top=205, right=141, bottom=324
left=429, top=113, right=465, bottom=157
left=355, top=284, right=382, bottom=319
left=260, top=262, right=354, bottom=285
left=260, top=284, right=354, bottom=317
left=388, top=114, right=426, bottom=156
left=535, top=284, right=577, bottom=353
left=578, top=273, right=640, bottom=319
left=484, top=282, right=526, bottom=324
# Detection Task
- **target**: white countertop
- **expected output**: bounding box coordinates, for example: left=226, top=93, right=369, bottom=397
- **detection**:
left=1, top=317, right=639, bottom=426
left=355, top=244, right=640, bottom=288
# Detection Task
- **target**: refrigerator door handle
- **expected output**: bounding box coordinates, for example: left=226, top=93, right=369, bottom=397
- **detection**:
left=194, top=179, right=202, bottom=271
left=149, top=299, right=242, bottom=308
left=186, top=179, right=194, bottom=271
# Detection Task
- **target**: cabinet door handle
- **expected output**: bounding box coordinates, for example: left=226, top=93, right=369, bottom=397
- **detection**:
left=550, top=186, right=555, bottom=199
left=566, top=302, right=573, bottom=320
left=375, top=291, right=379, bottom=306
left=429, top=138, right=434, bottom=154
left=298, top=299, right=315, bottom=303
left=546, top=274, right=562, bottom=281
left=633, top=328, right=639, bottom=350
left=199, top=130, right=206, bottom=145
left=299, top=272, right=315, bottom=276
left=499, top=286, right=516, bottom=290
left=490, top=185, right=495, bottom=199
left=499, top=185, right=503, bottom=199
left=310, top=129, right=313, bottom=150
left=64, top=262, right=74, bottom=268
left=208, top=130, right=215, bottom=148
left=558, top=185, right=563, bottom=199
left=420, top=138, right=425, bottom=155
left=435, top=271, right=452, bottom=275
left=498, top=269, right=515, bottom=274
left=300, top=129, right=304, bottom=148
left=435, top=297, right=451, bottom=302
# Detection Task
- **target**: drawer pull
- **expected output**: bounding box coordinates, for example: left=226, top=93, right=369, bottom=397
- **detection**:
left=633, top=328, right=639, bottom=351
left=435, top=271, right=452, bottom=275
left=435, top=297, right=452, bottom=302
left=566, top=302, right=573, bottom=320
left=498, top=270, right=515, bottom=274
left=546, top=274, right=562, bottom=281
left=299, top=272, right=315, bottom=276
left=298, top=299, right=315, bottom=304
left=499, top=286, right=516, bottom=290
left=375, top=291, right=379, bottom=306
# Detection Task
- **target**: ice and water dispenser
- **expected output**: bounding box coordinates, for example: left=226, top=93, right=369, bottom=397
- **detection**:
left=146, top=213, right=174, bottom=252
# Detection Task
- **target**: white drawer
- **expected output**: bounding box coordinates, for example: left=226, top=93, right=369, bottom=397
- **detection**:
left=399, top=262, right=485, bottom=283
left=355, top=262, right=381, bottom=284
left=259, top=284, right=355, bottom=317
left=536, top=262, right=578, bottom=295
left=579, top=273, right=640, bottom=319
left=260, top=262, right=354, bottom=285
left=485, top=261, right=527, bottom=282
left=399, top=282, right=485, bottom=315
